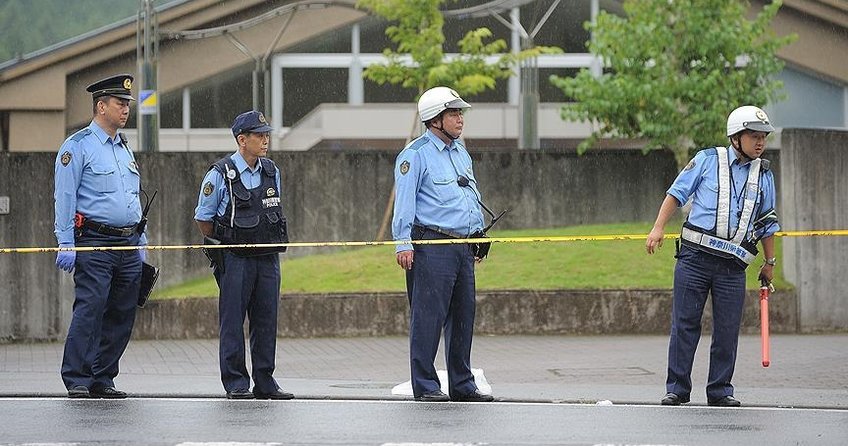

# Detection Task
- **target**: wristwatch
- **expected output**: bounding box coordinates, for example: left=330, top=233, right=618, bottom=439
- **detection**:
left=764, top=257, right=777, bottom=266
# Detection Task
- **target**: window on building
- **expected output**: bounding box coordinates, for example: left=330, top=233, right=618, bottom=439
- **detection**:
left=190, top=67, right=253, bottom=128
left=282, top=68, right=347, bottom=126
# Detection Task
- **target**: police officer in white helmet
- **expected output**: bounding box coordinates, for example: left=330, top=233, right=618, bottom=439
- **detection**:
left=645, top=105, right=780, bottom=407
left=391, top=86, right=494, bottom=402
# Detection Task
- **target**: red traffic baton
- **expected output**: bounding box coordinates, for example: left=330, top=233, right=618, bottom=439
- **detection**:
left=759, top=279, right=773, bottom=367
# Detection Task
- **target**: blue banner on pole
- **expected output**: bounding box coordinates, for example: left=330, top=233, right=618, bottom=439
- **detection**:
left=140, top=90, right=157, bottom=115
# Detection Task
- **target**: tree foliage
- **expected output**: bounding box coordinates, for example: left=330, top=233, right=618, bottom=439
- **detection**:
left=550, top=0, right=796, bottom=168
left=357, top=0, right=560, bottom=100
left=0, top=0, right=138, bottom=64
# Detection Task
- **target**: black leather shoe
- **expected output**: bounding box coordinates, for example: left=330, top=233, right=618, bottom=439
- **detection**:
left=254, top=388, right=294, bottom=400
left=414, top=390, right=450, bottom=402
left=226, top=388, right=254, bottom=400
left=708, top=395, right=741, bottom=407
left=68, top=385, right=90, bottom=399
left=661, top=392, right=689, bottom=405
left=90, top=386, right=128, bottom=399
left=453, top=390, right=495, bottom=402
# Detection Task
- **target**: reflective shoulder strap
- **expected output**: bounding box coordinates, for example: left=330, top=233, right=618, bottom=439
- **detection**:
left=730, top=158, right=762, bottom=244
left=715, top=146, right=731, bottom=239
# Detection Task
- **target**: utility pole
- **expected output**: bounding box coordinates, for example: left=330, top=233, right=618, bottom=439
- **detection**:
left=137, top=0, right=159, bottom=152
left=518, top=40, right=539, bottom=150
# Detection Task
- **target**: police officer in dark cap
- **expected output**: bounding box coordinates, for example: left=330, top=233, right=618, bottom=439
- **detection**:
left=53, top=74, right=147, bottom=399
left=194, top=110, right=293, bottom=400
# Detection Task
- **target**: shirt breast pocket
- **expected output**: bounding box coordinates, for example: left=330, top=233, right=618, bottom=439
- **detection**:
left=431, top=176, right=461, bottom=204
left=698, top=179, right=720, bottom=211
left=90, top=164, right=118, bottom=192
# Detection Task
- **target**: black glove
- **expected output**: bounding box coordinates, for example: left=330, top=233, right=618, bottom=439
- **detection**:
left=470, top=231, right=491, bottom=259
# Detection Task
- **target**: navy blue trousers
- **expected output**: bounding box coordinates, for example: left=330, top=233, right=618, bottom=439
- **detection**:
left=666, top=246, right=747, bottom=402
left=213, top=251, right=280, bottom=393
left=62, top=229, right=141, bottom=390
left=405, top=227, right=478, bottom=398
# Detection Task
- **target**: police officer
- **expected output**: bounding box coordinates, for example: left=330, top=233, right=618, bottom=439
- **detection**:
left=646, top=105, right=780, bottom=407
left=54, top=74, right=146, bottom=399
left=194, top=110, right=292, bottom=400
left=392, top=86, right=494, bottom=403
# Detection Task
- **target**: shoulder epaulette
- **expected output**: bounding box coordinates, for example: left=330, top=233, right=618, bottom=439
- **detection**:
left=406, top=136, right=428, bottom=152
left=698, top=147, right=719, bottom=158
left=69, top=128, right=92, bottom=143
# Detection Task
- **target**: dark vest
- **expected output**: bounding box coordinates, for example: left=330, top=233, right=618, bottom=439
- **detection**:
left=211, top=156, right=288, bottom=257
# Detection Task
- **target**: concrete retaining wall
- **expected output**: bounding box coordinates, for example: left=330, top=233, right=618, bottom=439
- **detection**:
left=0, top=148, right=676, bottom=341
left=780, top=129, right=848, bottom=332
left=131, top=288, right=799, bottom=340
left=4, top=128, right=846, bottom=340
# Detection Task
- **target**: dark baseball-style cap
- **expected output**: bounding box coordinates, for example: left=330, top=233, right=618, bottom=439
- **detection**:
left=231, top=110, right=273, bottom=137
left=86, top=74, right=135, bottom=101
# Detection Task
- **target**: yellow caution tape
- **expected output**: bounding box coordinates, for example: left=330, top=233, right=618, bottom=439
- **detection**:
left=1, top=229, right=847, bottom=254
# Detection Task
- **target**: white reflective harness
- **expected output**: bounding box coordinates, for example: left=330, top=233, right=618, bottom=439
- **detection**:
left=681, top=146, right=761, bottom=265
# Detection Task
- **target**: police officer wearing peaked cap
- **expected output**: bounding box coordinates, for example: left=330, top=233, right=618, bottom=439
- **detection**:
left=194, top=110, right=293, bottom=400
left=645, top=105, right=780, bottom=408
left=54, top=74, right=146, bottom=399
left=392, top=87, right=494, bottom=403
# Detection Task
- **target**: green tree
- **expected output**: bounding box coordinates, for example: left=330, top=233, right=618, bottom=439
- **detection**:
left=0, top=0, right=138, bottom=63
left=357, top=0, right=559, bottom=239
left=551, top=0, right=796, bottom=168
left=356, top=0, right=559, bottom=102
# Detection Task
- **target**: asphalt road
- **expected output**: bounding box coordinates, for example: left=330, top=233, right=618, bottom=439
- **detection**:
left=0, top=398, right=845, bottom=446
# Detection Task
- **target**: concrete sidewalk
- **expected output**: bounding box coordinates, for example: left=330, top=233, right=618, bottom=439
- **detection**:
left=1, top=334, right=846, bottom=409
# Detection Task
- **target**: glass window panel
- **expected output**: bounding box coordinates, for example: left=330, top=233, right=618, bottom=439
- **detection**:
left=159, top=89, right=183, bottom=129
left=190, top=67, right=253, bottom=128
left=521, top=0, right=591, bottom=53
left=540, top=67, right=579, bottom=102
left=282, top=68, right=347, bottom=126
left=359, top=18, right=395, bottom=53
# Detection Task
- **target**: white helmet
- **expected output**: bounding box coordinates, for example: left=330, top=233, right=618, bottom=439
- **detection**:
left=726, top=105, right=775, bottom=137
left=417, top=86, right=471, bottom=122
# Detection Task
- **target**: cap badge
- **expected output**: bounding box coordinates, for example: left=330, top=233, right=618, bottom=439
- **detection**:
left=203, top=181, right=214, bottom=196
left=266, top=187, right=275, bottom=197
left=258, top=112, right=267, bottom=124
left=60, top=151, right=72, bottom=167
left=755, top=109, right=767, bottom=121
left=123, top=78, right=132, bottom=90
left=400, top=160, right=410, bottom=175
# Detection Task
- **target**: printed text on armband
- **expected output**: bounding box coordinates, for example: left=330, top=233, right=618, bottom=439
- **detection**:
left=707, top=238, right=747, bottom=258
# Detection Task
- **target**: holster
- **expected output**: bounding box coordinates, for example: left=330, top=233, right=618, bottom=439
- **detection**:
left=202, top=236, right=225, bottom=273
left=470, top=231, right=491, bottom=259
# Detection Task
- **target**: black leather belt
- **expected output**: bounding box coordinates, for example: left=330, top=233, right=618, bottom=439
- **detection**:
left=413, top=224, right=466, bottom=239
left=83, top=219, right=138, bottom=237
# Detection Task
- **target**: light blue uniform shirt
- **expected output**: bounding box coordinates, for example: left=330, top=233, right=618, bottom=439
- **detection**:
left=194, top=151, right=282, bottom=221
left=53, top=121, right=145, bottom=246
left=667, top=146, right=780, bottom=240
left=392, top=130, right=485, bottom=252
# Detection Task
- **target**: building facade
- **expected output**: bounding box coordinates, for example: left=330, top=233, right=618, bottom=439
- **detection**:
left=0, top=0, right=845, bottom=152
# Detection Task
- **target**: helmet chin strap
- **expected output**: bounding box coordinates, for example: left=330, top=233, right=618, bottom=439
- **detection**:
left=731, top=136, right=755, bottom=161
left=434, top=123, right=460, bottom=141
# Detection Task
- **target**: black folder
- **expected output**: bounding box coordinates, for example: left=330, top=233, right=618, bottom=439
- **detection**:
left=138, top=261, right=160, bottom=308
